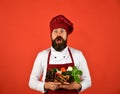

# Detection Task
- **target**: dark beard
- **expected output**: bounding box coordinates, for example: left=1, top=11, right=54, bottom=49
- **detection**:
left=52, top=36, right=67, bottom=51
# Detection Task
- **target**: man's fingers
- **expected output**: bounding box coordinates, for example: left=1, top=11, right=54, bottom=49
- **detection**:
left=63, top=82, right=70, bottom=85
left=53, top=82, right=61, bottom=85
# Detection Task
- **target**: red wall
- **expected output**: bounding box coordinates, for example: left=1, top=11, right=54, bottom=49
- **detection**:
left=0, top=0, right=120, bottom=94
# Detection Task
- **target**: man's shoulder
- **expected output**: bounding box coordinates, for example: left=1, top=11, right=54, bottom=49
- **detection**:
left=37, top=48, right=50, bottom=56
left=69, top=47, right=84, bottom=59
left=69, top=47, right=82, bottom=54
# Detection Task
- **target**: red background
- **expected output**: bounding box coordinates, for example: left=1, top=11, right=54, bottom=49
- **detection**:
left=0, top=0, right=120, bottom=94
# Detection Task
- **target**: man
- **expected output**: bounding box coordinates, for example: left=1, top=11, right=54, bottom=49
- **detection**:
left=29, top=15, right=92, bottom=94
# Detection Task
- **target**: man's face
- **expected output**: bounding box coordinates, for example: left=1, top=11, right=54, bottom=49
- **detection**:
left=51, top=28, right=68, bottom=51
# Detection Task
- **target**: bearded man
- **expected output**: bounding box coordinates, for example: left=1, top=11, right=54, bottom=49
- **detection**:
left=29, top=15, right=92, bottom=94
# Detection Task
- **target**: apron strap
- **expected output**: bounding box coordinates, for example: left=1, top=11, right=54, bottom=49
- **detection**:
left=68, top=47, right=74, bottom=63
left=47, top=49, right=51, bottom=66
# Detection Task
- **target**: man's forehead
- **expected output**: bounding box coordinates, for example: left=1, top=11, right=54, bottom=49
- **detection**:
left=53, top=28, right=66, bottom=31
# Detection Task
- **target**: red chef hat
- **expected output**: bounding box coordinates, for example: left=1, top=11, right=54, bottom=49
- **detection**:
left=50, top=15, right=73, bottom=35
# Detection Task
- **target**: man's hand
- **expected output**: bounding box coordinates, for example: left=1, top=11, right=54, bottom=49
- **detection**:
left=44, top=82, right=61, bottom=91
left=59, top=81, right=82, bottom=90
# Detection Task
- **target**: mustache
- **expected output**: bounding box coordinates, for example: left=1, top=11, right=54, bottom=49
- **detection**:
left=55, top=36, right=63, bottom=41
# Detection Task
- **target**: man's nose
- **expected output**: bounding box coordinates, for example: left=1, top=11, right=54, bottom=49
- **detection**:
left=57, top=31, right=61, bottom=36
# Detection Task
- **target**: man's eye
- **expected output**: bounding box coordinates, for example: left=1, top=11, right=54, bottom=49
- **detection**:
left=61, top=29, right=65, bottom=33
left=53, top=30, right=57, bottom=33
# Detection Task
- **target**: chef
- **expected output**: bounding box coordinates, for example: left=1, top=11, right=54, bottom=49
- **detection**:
left=29, top=15, right=92, bottom=94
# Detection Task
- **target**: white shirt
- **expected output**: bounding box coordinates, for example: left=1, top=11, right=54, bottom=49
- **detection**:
left=29, top=46, right=92, bottom=93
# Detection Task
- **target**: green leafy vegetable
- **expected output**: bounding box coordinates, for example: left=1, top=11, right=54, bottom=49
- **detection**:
left=71, top=66, right=82, bottom=83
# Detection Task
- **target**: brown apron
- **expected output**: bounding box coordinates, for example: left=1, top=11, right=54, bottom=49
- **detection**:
left=45, top=48, right=78, bottom=94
